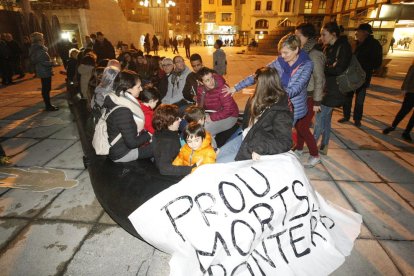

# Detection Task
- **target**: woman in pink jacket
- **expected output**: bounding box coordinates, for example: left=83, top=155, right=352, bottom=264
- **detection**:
left=196, top=67, right=239, bottom=136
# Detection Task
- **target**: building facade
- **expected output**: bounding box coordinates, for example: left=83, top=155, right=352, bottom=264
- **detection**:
left=201, top=0, right=414, bottom=51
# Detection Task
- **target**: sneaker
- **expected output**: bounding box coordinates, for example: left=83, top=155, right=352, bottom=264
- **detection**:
left=45, top=105, right=59, bottom=111
left=402, top=132, right=412, bottom=142
left=305, top=156, right=321, bottom=168
left=383, top=127, right=395, bottom=135
left=0, top=156, right=12, bottom=166
left=337, top=118, right=349, bottom=123
left=354, top=120, right=362, bottom=127
left=320, top=145, right=328, bottom=155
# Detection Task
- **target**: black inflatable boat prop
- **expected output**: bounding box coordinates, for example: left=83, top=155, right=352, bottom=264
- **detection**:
left=69, top=93, right=362, bottom=275
left=69, top=94, right=239, bottom=239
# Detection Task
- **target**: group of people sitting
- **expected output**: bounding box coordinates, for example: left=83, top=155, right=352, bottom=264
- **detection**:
left=88, top=63, right=292, bottom=177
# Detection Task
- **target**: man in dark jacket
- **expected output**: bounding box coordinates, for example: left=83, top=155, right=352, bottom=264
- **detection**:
left=93, top=32, right=115, bottom=63
left=5, top=33, right=25, bottom=79
left=182, top=53, right=204, bottom=104
left=338, top=23, right=382, bottom=127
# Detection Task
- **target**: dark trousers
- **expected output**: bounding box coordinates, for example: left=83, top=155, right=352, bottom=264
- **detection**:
left=173, top=46, right=179, bottom=54
left=342, top=86, right=366, bottom=121
left=185, top=47, right=190, bottom=58
left=41, top=77, right=52, bottom=107
left=1, top=59, right=13, bottom=84
left=392, top=92, right=414, bottom=133
left=295, top=97, right=319, bottom=157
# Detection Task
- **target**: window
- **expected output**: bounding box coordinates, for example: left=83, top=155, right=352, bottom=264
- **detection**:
left=177, top=15, right=181, bottom=20
left=304, top=0, right=312, bottom=11
left=266, top=1, right=272, bottom=10
left=209, top=0, right=214, bottom=4
left=318, top=0, right=326, bottom=11
left=348, top=0, right=353, bottom=9
left=222, top=13, right=232, bottom=22
left=222, top=0, right=232, bottom=5
left=204, top=12, right=216, bottom=22
left=284, top=0, right=291, bottom=12
left=255, top=1, right=261, bottom=10
left=255, top=19, right=269, bottom=28
left=131, top=9, right=135, bottom=15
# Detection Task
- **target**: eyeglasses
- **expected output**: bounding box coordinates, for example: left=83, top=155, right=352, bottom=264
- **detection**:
left=174, top=60, right=184, bottom=64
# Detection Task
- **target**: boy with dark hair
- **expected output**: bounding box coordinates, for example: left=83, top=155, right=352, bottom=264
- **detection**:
left=173, top=122, right=216, bottom=170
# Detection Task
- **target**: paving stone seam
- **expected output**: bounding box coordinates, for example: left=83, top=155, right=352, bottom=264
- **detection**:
left=56, top=209, right=119, bottom=276
left=315, top=158, right=411, bottom=272
left=0, top=188, right=66, bottom=257
left=328, top=177, right=410, bottom=274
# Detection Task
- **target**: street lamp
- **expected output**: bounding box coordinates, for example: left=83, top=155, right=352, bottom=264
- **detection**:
left=139, top=0, right=176, bottom=8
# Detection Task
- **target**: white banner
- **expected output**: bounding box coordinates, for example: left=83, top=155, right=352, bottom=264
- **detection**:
left=129, top=152, right=362, bottom=276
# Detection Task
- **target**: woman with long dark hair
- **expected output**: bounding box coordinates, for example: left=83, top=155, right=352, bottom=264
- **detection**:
left=235, top=67, right=293, bottom=161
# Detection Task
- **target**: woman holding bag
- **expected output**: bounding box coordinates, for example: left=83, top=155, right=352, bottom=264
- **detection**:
left=313, top=22, right=352, bottom=155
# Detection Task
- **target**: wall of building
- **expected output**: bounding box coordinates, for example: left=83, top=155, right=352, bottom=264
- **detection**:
left=43, top=0, right=154, bottom=49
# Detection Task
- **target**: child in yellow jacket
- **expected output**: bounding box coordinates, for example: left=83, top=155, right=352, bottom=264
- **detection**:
left=173, top=122, right=216, bottom=170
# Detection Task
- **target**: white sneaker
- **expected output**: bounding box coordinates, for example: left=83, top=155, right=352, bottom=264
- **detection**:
left=305, top=156, right=321, bottom=168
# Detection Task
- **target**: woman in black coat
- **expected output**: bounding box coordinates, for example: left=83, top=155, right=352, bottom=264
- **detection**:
left=104, top=70, right=152, bottom=162
left=313, top=22, right=353, bottom=155
left=235, top=67, right=293, bottom=161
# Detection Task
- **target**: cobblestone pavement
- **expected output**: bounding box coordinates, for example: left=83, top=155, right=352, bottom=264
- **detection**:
left=0, top=46, right=413, bottom=275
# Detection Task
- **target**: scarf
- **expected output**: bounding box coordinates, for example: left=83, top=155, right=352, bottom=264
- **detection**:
left=108, top=92, right=145, bottom=132
left=278, top=50, right=310, bottom=88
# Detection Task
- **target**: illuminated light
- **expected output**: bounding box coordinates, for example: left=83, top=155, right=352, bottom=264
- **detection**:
left=139, top=1, right=143, bottom=5
left=157, top=0, right=161, bottom=3
left=61, top=32, right=70, bottom=40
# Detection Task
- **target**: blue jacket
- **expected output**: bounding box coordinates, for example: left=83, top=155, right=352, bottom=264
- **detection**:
left=29, top=44, right=53, bottom=78
left=235, top=50, right=313, bottom=121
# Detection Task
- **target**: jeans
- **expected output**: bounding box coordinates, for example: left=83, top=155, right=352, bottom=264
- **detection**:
left=205, top=116, right=238, bottom=136
left=313, top=104, right=333, bottom=147
left=342, top=86, right=366, bottom=121
left=216, top=131, right=243, bottom=163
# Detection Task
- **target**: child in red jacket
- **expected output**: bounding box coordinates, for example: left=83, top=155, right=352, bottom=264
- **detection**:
left=138, top=87, right=160, bottom=134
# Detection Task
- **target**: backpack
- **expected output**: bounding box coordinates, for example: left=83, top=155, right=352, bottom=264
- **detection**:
left=92, top=106, right=122, bottom=155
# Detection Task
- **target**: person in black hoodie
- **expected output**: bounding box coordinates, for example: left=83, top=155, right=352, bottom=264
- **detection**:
left=104, top=70, right=152, bottom=162
left=338, top=23, right=382, bottom=127
left=313, top=22, right=352, bottom=155
left=152, top=104, right=198, bottom=175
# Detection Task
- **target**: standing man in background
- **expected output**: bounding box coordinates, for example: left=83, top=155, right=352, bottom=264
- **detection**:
left=338, top=23, right=382, bottom=127
left=183, top=35, right=191, bottom=59
left=213, top=39, right=227, bottom=76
